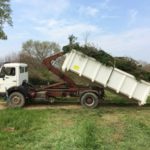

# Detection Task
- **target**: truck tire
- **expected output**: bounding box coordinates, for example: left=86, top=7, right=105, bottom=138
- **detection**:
left=8, top=92, right=25, bottom=108
left=80, top=92, right=99, bottom=108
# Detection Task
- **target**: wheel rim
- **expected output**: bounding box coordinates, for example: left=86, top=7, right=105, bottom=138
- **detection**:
left=11, top=96, right=22, bottom=105
left=85, top=97, right=95, bottom=106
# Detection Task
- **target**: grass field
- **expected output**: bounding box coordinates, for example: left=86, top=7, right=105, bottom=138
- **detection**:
left=0, top=92, right=150, bottom=150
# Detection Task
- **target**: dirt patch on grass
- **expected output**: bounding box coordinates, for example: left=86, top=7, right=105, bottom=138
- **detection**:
left=0, top=102, right=7, bottom=110
left=101, top=113, right=125, bottom=142
left=0, top=103, right=81, bottom=110
left=3, top=127, right=15, bottom=132
left=0, top=101, right=81, bottom=110
left=101, top=114, right=120, bottom=123
left=25, top=103, right=81, bottom=110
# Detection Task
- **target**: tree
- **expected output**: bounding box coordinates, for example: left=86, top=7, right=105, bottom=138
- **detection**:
left=68, top=34, right=77, bottom=49
left=21, top=40, right=61, bottom=85
left=63, top=34, right=79, bottom=53
left=22, top=40, right=61, bottom=62
left=0, top=0, right=12, bottom=39
left=68, top=34, right=77, bottom=45
left=142, top=64, right=150, bottom=72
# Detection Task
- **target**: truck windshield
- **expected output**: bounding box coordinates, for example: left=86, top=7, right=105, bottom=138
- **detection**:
left=1, top=67, right=16, bottom=76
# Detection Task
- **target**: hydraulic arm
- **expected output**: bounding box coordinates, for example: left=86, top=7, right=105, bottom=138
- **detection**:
left=42, top=52, right=76, bottom=88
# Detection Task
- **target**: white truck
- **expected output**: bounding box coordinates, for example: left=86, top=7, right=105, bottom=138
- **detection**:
left=0, top=50, right=150, bottom=108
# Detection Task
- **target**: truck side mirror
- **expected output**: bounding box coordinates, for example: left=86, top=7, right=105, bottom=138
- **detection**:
left=0, top=74, right=5, bottom=78
left=0, top=67, right=6, bottom=79
left=0, top=73, right=5, bottom=78
left=0, top=74, right=5, bottom=79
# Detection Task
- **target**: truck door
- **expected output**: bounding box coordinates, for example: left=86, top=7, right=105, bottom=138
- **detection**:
left=0, top=70, right=5, bottom=93
left=0, top=67, right=17, bottom=93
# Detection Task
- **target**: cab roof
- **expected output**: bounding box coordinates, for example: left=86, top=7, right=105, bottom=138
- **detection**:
left=3, top=63, right=27, bottom=67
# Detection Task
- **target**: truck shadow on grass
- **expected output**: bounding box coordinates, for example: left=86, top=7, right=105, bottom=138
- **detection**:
left=25, top=100, right=150, bottom=109
left=99, top=101, right=150, bottom=108
left=1, top=100, right=150, bottom=110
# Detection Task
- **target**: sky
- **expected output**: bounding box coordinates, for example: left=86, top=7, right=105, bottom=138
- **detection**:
left=0, top=0, right=150, bottom=62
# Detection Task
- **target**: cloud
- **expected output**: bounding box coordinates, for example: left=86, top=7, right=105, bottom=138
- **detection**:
left=33, top=17, right=150, bottom=61
left=3, top=0, right=150, bottom=62
left=91, top=27, right=150, bottom=61
left=101, top=15, right=119, bottom=19
left=13, top=0, right=23, bottom=3
left=128, top=9, right=138, bottom=25
left=79, top=6, right=99, bottom=17
left=37, top=19, right=59, bottom=27
left=17, top=12, right=150, bottom=61
left=34, top=19, right=102, bottom=44
left=78, top=0, right=118, bottom=19
left=13, top=0, right=70, bottom=16
left=100, top=0, right=111, bottom=9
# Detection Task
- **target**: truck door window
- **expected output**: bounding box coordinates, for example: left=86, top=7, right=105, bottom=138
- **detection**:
left=20, top=67, right=24, bottom=73
left=1, top=67, right=16, bottom=76
left=20, top=67, right=28, bottom=73
left=25, top=67, right=28, bottom=72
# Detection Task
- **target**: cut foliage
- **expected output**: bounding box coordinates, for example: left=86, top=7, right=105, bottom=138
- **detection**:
left=63, top=44, right=150, bottom=82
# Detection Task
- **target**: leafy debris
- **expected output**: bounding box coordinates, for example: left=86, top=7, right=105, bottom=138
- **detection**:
left=63, top=44, right=150, bottom=82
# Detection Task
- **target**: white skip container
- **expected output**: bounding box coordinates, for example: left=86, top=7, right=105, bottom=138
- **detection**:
left=62, top=50, right=150, bottom=105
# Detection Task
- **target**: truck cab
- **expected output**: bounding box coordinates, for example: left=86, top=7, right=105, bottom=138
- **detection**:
left=0, top=63, right=28, bottom=96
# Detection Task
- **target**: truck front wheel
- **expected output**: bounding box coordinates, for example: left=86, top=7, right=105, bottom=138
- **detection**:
left=8, top=92, right=25, bottom=108
left=80, top=92, right=99, bottom=108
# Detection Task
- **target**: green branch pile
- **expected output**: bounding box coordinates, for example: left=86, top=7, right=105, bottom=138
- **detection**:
left=63, top=44, right=114, bottom=66
left=63, top=44, right=150, bottom=82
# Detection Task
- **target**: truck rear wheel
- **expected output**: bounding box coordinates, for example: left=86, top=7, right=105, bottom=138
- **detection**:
left=8, top=92, right=25, bottom=108
left=80, top=92, right=99, bottom=108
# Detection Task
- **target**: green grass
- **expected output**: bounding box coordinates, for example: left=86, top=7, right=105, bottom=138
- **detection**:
left=0, top=98, right=4, bottom=102
left=0, top=92, right=150, bottom=150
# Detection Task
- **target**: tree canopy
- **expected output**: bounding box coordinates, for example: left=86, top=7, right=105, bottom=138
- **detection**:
left=21, top=40, right=61, bottom=85
left=22, top=40, right=61, bottom=62
left=0, top=0, right=12, bottom=39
